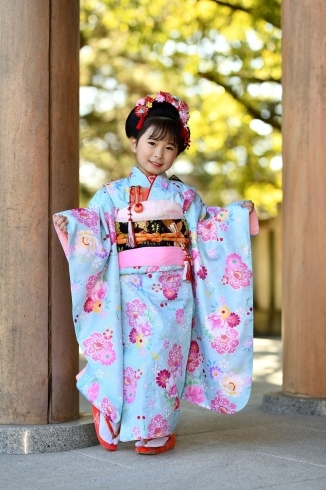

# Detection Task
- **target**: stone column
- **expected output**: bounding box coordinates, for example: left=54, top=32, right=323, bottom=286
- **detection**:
left=262, top=0, right=326, bottom=415
left=0, top=1, right=97, bottom=452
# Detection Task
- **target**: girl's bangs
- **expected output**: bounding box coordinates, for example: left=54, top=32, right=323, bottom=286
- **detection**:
left=146, top=118, right=179, bottom=145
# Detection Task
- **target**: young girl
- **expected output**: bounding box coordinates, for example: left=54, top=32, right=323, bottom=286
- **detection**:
left=54, top=92, right=257, bottom=455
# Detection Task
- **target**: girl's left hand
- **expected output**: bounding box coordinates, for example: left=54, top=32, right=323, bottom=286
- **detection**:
left=242, top=200, right=255, bottom=214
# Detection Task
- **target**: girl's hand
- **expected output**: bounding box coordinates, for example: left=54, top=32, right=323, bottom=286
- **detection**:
left=242, top=200, right=255, bottom=214
left=54, top=214, right=68, bottom=234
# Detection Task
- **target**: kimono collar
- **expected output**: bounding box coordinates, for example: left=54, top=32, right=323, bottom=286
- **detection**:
left=128, top=166, right=168, bottom=188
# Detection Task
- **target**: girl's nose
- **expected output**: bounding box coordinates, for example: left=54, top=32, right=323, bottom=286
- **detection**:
left=154, top=147, right=163, bottom=159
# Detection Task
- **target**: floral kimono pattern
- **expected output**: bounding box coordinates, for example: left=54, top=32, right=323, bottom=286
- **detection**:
left=55, top=167, right=256, bottom=442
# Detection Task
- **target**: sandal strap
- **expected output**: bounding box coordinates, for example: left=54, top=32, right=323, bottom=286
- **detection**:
left=105, top=417, right=121, bottom=439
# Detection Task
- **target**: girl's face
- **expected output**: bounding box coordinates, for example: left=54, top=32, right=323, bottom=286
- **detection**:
left=130, top=127, right=178, bottom=177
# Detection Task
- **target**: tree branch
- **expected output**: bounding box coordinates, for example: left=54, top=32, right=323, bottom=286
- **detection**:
left=205, top=0, right=281, bottom=29
left=200, top=71, right=281, bottom=131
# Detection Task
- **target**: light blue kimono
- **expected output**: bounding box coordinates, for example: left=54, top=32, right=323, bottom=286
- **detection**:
left=55, top=167, right=255, bottom=442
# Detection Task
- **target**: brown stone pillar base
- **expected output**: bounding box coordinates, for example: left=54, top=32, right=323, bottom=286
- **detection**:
left=261, top=392, right=326, bottom=416
left=0, top=414, right=98, bottom=455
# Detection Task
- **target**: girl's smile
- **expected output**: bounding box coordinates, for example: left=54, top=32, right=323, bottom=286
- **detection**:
left=130, top=127, right=179, bottom=177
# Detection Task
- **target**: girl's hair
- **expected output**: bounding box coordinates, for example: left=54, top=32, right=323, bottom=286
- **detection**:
left=125, top=101, right=189, bottom=154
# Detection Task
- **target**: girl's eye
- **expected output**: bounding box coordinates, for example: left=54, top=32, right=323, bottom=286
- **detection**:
left=166, top=146, right=174, bottom=151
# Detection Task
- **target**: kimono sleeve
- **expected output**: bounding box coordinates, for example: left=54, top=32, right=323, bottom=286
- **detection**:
left=53, top=187, right=123, bottom=423
left=183, top=199, right=254, bottom=414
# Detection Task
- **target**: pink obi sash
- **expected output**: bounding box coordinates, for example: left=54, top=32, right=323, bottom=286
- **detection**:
left=118, top=246, right=185, bottom=269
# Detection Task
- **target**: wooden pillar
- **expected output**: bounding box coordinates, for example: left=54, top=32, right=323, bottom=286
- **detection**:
left=0, top=1, right=79, bottom=424
left=282, top=0, right=326, bottom=397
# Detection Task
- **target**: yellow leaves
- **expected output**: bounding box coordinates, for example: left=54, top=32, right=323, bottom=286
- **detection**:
left=80, top=0, right=283, bottom=218
left=245, top=183, right=282, bottom=217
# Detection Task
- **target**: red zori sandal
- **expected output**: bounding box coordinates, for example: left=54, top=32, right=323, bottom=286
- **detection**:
left=92, top=405, right=120, bottom=451
left=135, top=433, right=176, bottom=455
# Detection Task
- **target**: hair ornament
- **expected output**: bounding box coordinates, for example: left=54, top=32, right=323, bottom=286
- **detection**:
left=135, top=91, right=191, bottom=149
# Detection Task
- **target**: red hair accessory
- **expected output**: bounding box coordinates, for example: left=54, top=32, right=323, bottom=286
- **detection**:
left=135, top=92, right=191, bottom=149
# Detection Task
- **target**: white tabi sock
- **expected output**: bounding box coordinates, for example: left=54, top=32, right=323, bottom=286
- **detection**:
left=99, top=413, right=120, bottom=445
left=135, top=436, right=169, bottom=448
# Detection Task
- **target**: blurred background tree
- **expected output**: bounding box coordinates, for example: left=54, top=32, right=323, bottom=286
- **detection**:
left=79, top=0, right=282, bottom=216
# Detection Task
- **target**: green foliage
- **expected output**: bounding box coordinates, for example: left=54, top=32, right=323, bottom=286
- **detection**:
left=80, top=0, right=282, bottom=216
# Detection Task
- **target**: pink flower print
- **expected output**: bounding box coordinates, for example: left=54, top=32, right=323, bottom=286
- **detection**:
left=71, top=282, right=79, bottom=293
left=83, top=332, right=117, bottom=366
left=132, top=426, right=141, bottom=439
left=206, top=313, right=224, bottom=333
left=163, top=339, right=170, bottom=349
left=183, top=199, right=191, bottom=211
left=148, top=398, right=155, bottom=408
left=187, top=341, right=201, bottom=373
left=168, top=344, right=183, bottom=373
left=197, top=266, right=208, bottom=280
left=162, top=287, right=178, bottom=300
left=224, top=254, right=253, bottom=289
left=124, top=367, right=137, bottom=387
left=148, top=414, right=169, bottom=438
left=184, top=385, right=205, bottom=404
left=225, top=264, right=252, bottom=289
left=182, top=190, right=196, bottom=211
left=146, top=266, right=159, bottom=273
left=84, top=297, right=96, bottom=313
left=126, top=299, right=147, bottom=326
left=210, top=390, right=237, bottom=414
left=140, top=323, right=151, bottom=337
left=152, top=283, right=162, bottom=292
left=85, top=271, right=102, bottom=294
left=245, top=338, right=253, bottom=349
left=173, top=397, right=180, bottom=411
left=87, top=382, right=100, bottom=403
left=227, top=313, right=240, bottom=328
left=226, top=253, right=243, bottom=269
left=175, top=308, right=185, bottom=324
left=243, top=375, right=252, bottom=386
left=104, top=211, right=116, bottom=244
left=211, top=327, right=239, bottom=355
left=197, top=219, right=218, bottom=242
left=158, top=271, right=182, bottom=289
left=219, top=223, right=228, bottom=232
left=71, top=208, right=99, bottom=232
left=91, top=280, right=108, bottom=301
left=166, top=374, right=178, bottom=398
left=207, top=248, right=217, bottom=259
left=161, top=180, right=169, bottom=190
left=156, top=369, right=171, bottom=388
left=101, top=397, right=117, bottom=422
left=129, top=328, right=138, bottom=344
left=123, top=367, right=137, bottom=404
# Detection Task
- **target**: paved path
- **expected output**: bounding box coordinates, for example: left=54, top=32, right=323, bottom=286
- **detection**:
left=1, top=339, right=326, bottom=490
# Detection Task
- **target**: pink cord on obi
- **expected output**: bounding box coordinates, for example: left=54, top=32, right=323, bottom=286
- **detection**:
left=118, top=246, right=185, bottom=269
